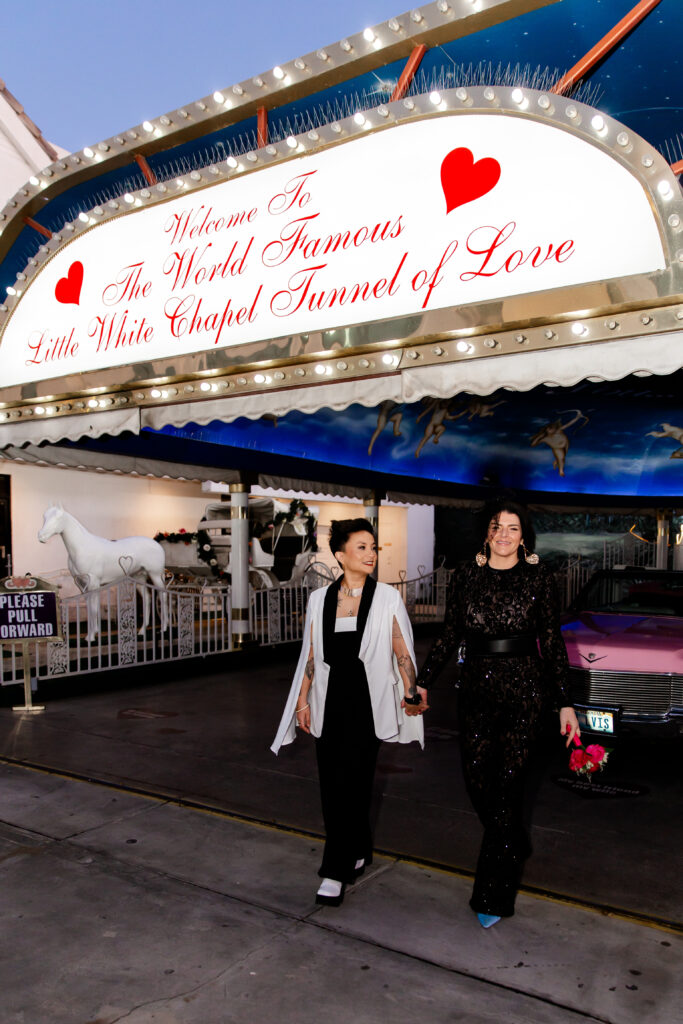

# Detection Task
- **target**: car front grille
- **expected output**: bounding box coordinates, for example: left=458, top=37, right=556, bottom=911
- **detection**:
left=569, top=668, right=681, bottom=715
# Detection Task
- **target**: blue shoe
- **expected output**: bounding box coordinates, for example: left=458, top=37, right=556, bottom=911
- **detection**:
left=477, top=913, right=501, bottom=929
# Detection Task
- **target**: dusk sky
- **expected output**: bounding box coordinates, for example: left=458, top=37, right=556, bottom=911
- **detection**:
left=6, top=0, right=406, bottom=152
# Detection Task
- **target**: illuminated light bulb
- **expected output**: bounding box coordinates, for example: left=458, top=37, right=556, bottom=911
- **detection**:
left=657, top=180, right=673, bottom=199
left=294, top=58, right=306, bottom=71
left=617, top=131, right=629, bottom=146
left=511, top=88, right=524, bottom=104
left=455, top=88, right=468, bottom=102
left=34, top=406, right=45, bottom=415
left=377, top=105, right=389, bottom=117
left=213, top=91, right=225, bottom=103
left=266, top=145, right=277, bottom=155
left=246, top=152, right=258, bottom=162
left=382, top=353, right=397, bottom=365
left=314, top=364, right=326, bottom=375
left=538, top=95, right=551, bottom=110
left=83, top=147, right=95, bottom=158
left=286, top=135, right=298, bottom=148
left=483, top=87, right=495, bottom=101
left=363, top=28, right=375, bottom=42
left=254, top=374, right=266, bottom=384
left=456, top=341, right=469, bottom=353
left=29, top=176, right=39, bottom=186
left=340, top=39, right=352, bottom=53
left=199, top=382, right=211, bottom=392
left=143, top=121, right=154, bottom=133
left=429, top=91, right=441, bottom=106
left=6, top=286, right=16, bottom=296
left=354, top=112, right=366, bottom=126
left=78, top=212, right=89, bottom=223
left=273, top=65, right=285, bottom=79
left=236, top=377, right=247, bottom=386
left=317, top=49, right=329, bottom=61
left=184, top=385, right=194, bottom=394
left=411, top=9, right=423, bottom=23
left=565, top=105, right=578, bottom=119
left=591, top=114, right=605, bottom=132
left=337, top=361, right=348, bottom=371
left=140, top=188, right=151, bottom=198
left=571, top=323, right=588, bottom=337
left=227, top=156, right=238, bottom=168
left=403, top=98, right=415, bottom=110
left=388, top=18, right=401, bottom=31
left=150, top=389, right=162, bottom=399
left=88, top=398, right=99, bottom=408
left=190, top=170, right=202, bottom=180
left=175, top=179, right=185, bottom=188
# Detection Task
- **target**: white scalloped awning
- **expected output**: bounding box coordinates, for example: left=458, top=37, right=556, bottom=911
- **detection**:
left=1, top=333, right=681, bottom=448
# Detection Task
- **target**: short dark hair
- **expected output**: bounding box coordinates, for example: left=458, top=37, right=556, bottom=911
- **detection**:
left=329, top=518, right=376, bottom=562
left=480, top=498, right=536, bottom=553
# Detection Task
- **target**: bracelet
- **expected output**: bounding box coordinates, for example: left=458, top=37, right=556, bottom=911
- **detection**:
left=403, top=694, right=422, bottom=706
left=296, top=703, right=309, bottom=713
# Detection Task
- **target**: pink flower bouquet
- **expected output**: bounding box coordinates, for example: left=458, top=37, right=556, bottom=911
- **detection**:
left=569, top=736, right=611, bottom=779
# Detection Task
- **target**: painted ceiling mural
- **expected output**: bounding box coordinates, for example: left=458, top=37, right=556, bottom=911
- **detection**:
left=151, top=371, right=683, bottom=498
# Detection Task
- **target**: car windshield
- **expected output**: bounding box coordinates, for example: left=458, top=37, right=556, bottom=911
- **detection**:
left=574, top=573, right=683, bottom=617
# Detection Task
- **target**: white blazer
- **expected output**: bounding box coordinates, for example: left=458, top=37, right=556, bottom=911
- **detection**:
left=271, top=580, right=424, bottom=754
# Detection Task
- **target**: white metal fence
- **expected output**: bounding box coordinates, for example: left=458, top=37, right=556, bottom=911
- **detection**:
left=2, top=543, right=647, bottom=689
left=0, top=577, right=233, bottom=687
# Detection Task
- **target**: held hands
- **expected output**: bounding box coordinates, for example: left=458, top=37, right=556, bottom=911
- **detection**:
left=560, top=707, right=581, bottom=747
left=401, top=685, right=430, bottom=717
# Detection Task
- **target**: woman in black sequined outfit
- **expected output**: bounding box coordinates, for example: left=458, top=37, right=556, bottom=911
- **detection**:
left=417, top=500, right=580, bottom=927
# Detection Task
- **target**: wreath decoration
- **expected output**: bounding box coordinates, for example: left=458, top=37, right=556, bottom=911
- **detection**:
left=154, top=528, right=231, bottom=582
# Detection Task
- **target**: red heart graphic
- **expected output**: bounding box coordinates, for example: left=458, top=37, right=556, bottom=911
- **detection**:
left=440, top=148, right=501, bottom=214
left=54, top=261, right=84, bottom=305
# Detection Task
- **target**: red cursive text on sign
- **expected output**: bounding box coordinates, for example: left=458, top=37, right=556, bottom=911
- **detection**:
left=163, top=238, right=253, bottom=291
left=460, top=222, right=574, bottom=281
left=102, top=262, right=152, bottom=306
left=268, top=172, right=316, bottom=216
left=270, top=254, right=408, bottom=318
left=164, top=287, right=262, bottom=346
left=25, top=328, right=79, bottom=366
left=88, top=310, right=154, bottom=353
left=164, top=205, right=258, bottom=246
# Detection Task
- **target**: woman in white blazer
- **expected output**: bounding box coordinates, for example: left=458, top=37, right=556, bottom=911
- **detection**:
left=272, top=518, right=427, bottom=906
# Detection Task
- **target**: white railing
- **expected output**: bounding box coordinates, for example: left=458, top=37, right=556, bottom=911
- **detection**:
left=603, top=533, right=657, bottom=569
left=391, top=566, right=452, bottom=622
left=558, top=555, right=600, bottom=609
left=0, top=577, right=233, bottom=686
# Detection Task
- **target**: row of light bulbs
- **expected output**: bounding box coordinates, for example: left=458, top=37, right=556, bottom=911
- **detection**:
left=3, top=304, right=682, bottom=422
left=3, top=81, right=681, bottom=304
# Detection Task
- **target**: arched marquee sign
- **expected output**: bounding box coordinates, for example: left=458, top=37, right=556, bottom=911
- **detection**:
left=0, top=89, right=682, bottom=426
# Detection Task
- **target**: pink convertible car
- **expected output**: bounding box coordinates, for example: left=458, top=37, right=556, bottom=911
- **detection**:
left=561, top=569, right=683, bottom=738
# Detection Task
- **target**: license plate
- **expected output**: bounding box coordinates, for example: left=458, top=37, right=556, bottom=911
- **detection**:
left=579, top=709, right=615, bottom=734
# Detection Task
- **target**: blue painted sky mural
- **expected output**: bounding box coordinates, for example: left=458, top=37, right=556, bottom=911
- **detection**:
left=151, top=372, right=683, bottom=498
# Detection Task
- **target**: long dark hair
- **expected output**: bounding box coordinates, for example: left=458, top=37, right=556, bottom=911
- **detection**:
left=480, top=498, right=536, bottom=553
left=329, top=518, right=376, bottom=565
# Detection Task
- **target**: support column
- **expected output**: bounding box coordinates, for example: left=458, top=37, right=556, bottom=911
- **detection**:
left=674, top=516, right=683, bottom=571
left=655, top=511, right=670, bottom=569
left=363, top=492, right=380, bottom=579
left=230, top=483, right=250, bottom=647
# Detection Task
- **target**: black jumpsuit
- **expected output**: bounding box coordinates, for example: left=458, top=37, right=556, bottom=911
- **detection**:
left=315, top=575, right=381, bottom=885
left=417, top=559, right=571, bottom=917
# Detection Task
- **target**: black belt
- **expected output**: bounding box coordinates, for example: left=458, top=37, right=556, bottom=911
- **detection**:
left=466, top=634, right=538, bottom=657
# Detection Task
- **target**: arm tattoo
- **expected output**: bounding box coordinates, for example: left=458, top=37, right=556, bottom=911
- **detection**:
left=304, top=655, right=314, bottom=682
left=397, top=654, right=417, bottom=695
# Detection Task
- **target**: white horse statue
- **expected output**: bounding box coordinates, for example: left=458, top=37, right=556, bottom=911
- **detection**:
left=38, top=503, right=168, bottom=643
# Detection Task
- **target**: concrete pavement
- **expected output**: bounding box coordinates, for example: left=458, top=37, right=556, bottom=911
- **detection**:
left=1, top=760, right=679, bottom=1024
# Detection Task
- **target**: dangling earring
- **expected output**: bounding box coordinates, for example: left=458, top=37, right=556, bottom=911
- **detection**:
left=522, top=543, right=539, bottom=565
left=475, top=541, right=488, bottom=567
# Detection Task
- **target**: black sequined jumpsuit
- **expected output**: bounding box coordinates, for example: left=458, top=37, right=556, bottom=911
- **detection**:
left=417, top=560, right=571, bottom=917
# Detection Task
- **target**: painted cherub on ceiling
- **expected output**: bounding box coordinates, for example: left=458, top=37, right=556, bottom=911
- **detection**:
left=529, top=409, right=589, bottom=477
left=646, top=423, right=683, bottom=458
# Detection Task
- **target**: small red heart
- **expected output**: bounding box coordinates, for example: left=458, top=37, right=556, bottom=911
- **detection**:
left=55, top=260, right=84, bottom=305
left=440, top=147, right=501, bottom=214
